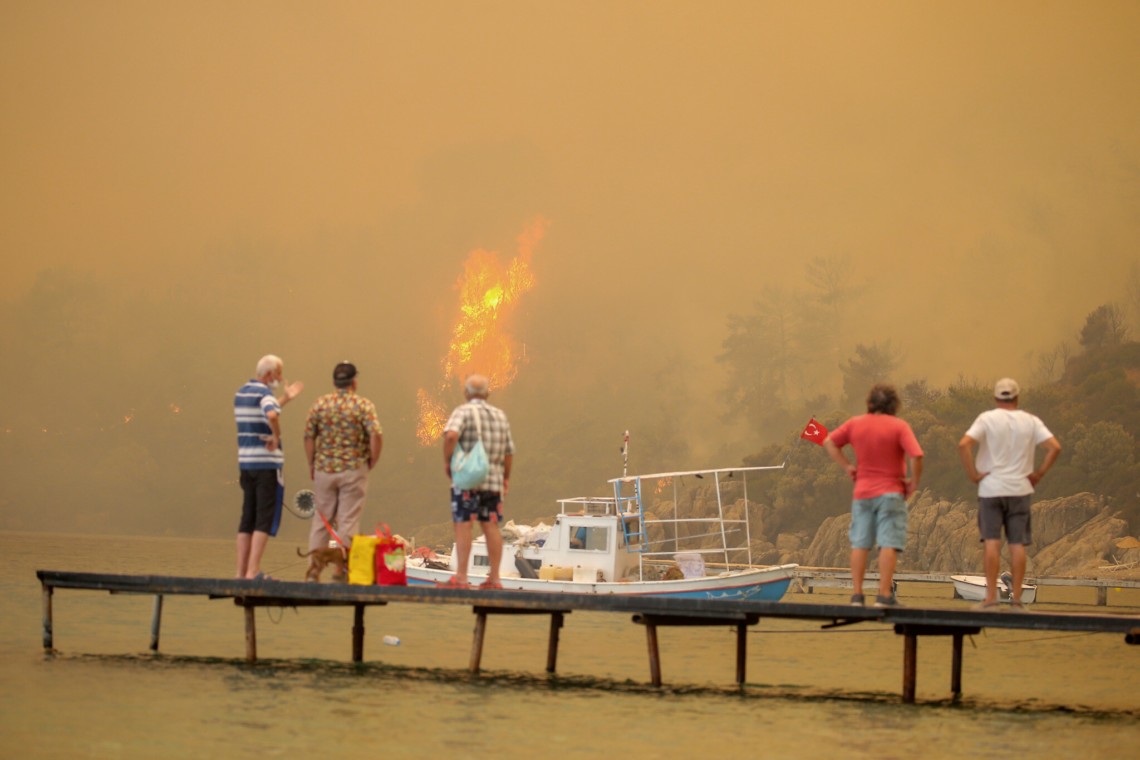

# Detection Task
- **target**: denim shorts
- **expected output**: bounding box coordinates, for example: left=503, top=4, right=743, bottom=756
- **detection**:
left=849, top=493, right=908, bottom=550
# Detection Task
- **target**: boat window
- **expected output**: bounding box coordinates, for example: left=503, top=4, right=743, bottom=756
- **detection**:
left=473, top=556, right=490, bottom=567
left=569, top=525, right=609, bottom=552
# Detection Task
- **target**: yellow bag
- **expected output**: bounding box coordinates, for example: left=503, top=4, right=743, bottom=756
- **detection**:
left=348, top=535, right=379, bottom=585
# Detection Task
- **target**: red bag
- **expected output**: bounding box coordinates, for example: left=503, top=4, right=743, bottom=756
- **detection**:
left=374, top=524, right=407, bottom=586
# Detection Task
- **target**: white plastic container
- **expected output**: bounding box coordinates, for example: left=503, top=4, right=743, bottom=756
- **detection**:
left=382, top=635, right=400, bottom=646
left=674, top=553, right=705, bottom=579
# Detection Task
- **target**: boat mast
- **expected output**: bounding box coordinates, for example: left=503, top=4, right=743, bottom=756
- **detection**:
left=622, top=430, right=629, bottom=478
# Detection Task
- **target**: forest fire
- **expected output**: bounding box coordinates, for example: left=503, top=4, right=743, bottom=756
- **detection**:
left=416, top=217, right=548, bottom=445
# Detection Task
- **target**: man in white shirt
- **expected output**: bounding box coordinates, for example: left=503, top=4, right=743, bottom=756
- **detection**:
left=958, top=378, right=1061, bottom=610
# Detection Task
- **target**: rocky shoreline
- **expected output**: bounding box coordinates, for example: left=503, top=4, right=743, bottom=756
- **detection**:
left=760, top=491, right=1140, bottom=580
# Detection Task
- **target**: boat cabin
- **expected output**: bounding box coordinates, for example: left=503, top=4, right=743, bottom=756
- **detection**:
left=449, top=497, right=641, bottom=582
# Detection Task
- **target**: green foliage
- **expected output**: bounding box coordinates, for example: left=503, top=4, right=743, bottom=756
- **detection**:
left=718, top=255, right=861, bottom=436
left=734, top=317, right=1140, bottom=536
left=840, top=342, right=901, bottom=412
left=742, top=416, right=856, bottom=537
left=1078, top=303, right=1129, bottom=349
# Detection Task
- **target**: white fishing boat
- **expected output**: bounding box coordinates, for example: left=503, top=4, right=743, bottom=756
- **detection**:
left=951, top=572, right=1037, bottom=605
left=408, top=464, right=797, bottom=601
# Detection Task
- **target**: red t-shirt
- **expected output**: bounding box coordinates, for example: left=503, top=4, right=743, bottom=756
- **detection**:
left=827, top=413, right=923, bottom=499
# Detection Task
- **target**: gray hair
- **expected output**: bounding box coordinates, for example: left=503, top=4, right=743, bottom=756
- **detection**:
left=464, top=374, right=490, bottom=399
left=255, top=354, right=282, bottom=378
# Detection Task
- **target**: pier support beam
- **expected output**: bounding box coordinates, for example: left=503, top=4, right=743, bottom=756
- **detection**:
left=633, top=613, right=760, bottom=688
left=149, top=595, right=164, bottom=653
left=352, top=605, right=365, bottom=663
left=41, top=584, right=54, bottom=652
left=547, top=613, right=564, bottom=673
left=232, top=596, right=388, bottom=663
left=894, top=624, right=980, bottom=704
left=469, top=607, right=571, bottom=675
left=244, top=604, right=256, bottom=663
left=951, top=633, right=965, bottom=695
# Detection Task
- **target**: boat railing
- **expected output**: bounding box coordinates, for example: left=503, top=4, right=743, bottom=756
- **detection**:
left=556, top=496, right=637, bottom=516
left=608, top=465, right=786, bottom=572
left=548, top=465, right=784, bottom=577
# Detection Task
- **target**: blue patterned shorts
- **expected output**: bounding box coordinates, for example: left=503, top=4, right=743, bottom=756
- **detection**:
left=451, top=488, right=503, bottom=524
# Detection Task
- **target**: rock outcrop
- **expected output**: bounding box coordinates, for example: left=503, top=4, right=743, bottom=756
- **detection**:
left=796, top=491, right=1140, bottom=578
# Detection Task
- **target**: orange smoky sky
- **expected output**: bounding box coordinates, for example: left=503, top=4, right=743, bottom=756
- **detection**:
left=1, top=1, right=1138, bottom=537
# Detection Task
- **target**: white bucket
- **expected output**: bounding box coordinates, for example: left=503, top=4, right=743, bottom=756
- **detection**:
left=573, top=566, right=595, bottom=583
left=674, top=553, right=705, bottom=579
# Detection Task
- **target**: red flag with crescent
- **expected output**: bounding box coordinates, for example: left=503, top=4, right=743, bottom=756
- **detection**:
left=801, top=418, right=828, bottom=445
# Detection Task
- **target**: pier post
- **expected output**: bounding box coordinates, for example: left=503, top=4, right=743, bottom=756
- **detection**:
left=1097, top=586, right=1107, bottom=606
left=244, top=604, right=257, bottom=663
left=352, top=605, right=365, bottom=663
left=41, top=584, right=53, bottom=652
left=645, top=621, right=662, bottom=687
left=895, top=624, right=981, bottom=704
left=735, top=624, right=747, bottom=685
left=546, top=613, right=564, bottom=673
left=951, top=633, right=964, bottom=698
left=902, top=633, right=917, bottom=703
left=149, top=595, right=164, bottom=653
left=633, top=612, right=759, bottom=688
left=470, top=611, right=487, bottom=673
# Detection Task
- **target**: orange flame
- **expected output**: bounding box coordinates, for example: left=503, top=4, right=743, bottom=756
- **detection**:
left=416, top=217, right=547, bottom=445
left=415, top=388, right=448, bottom=447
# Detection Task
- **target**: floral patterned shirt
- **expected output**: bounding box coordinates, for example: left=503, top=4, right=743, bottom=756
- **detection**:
left=303, top=390, right=382, bottom=473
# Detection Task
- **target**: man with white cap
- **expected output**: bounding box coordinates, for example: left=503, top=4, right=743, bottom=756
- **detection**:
left=958, top=378, right=1061, bottom=610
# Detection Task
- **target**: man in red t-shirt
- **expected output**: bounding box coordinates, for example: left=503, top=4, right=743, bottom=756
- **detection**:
left=823, top=384, right=924, bottom=608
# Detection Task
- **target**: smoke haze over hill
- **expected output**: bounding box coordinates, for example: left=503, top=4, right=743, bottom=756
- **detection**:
left=2, top=2, right=1138, bottom=540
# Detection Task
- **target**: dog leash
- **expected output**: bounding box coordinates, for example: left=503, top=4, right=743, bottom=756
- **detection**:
left=318, top=509, right=348, bottom=549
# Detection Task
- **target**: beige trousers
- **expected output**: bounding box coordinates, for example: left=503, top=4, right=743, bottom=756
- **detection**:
left=309, top=465, right=370, bottom=551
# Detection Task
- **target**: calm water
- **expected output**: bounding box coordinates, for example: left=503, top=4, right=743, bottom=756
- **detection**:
left=1, top=531, right=1138, bottom=759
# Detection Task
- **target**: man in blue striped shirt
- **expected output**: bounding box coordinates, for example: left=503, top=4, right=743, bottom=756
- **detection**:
left=234, top=354, right=304, bottom=579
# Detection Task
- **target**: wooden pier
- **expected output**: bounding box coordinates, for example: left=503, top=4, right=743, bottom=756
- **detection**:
left=792, top=567, right=1140, bottom=606
left=37, top=570, right=1140, bottom=704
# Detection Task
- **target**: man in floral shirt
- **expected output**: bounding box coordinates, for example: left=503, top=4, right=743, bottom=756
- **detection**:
left=303, top=361, right=383, bottom=581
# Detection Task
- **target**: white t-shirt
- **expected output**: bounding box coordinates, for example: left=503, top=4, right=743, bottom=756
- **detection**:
left=963, top=408, right=1054, bottom=498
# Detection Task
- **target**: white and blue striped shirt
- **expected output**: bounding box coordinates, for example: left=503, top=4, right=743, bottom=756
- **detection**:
left=234, top=380, right=283, bottom=470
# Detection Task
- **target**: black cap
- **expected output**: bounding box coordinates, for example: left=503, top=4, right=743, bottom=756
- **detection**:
left=333, top=361, right=357, bottom=388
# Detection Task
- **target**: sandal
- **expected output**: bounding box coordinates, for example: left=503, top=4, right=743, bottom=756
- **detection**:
left=972, top=599, right=1001, bottom=611
left=438, top=577, right=470, bottom=588
left=479, top=579, right=504, bottom=590
left=251, top=572, right=276, bottom=581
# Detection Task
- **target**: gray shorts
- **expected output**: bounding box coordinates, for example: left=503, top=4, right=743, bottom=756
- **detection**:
left=977, top=495, right=1032, bottom=544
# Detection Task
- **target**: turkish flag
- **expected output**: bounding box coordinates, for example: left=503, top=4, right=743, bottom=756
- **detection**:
left=800, top=418, right=828, bottom=446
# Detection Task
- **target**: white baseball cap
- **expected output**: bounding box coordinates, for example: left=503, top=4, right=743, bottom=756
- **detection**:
left=994, top=377, right=1020, bottom=400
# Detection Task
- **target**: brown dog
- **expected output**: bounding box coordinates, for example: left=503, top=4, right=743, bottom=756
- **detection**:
left=296, top=546, right=347, bottom=583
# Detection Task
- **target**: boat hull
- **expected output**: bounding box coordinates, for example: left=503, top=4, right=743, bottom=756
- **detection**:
left=950, top=574, right=1037, bottom=604
left=407, top=564, right=797, bottom=601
